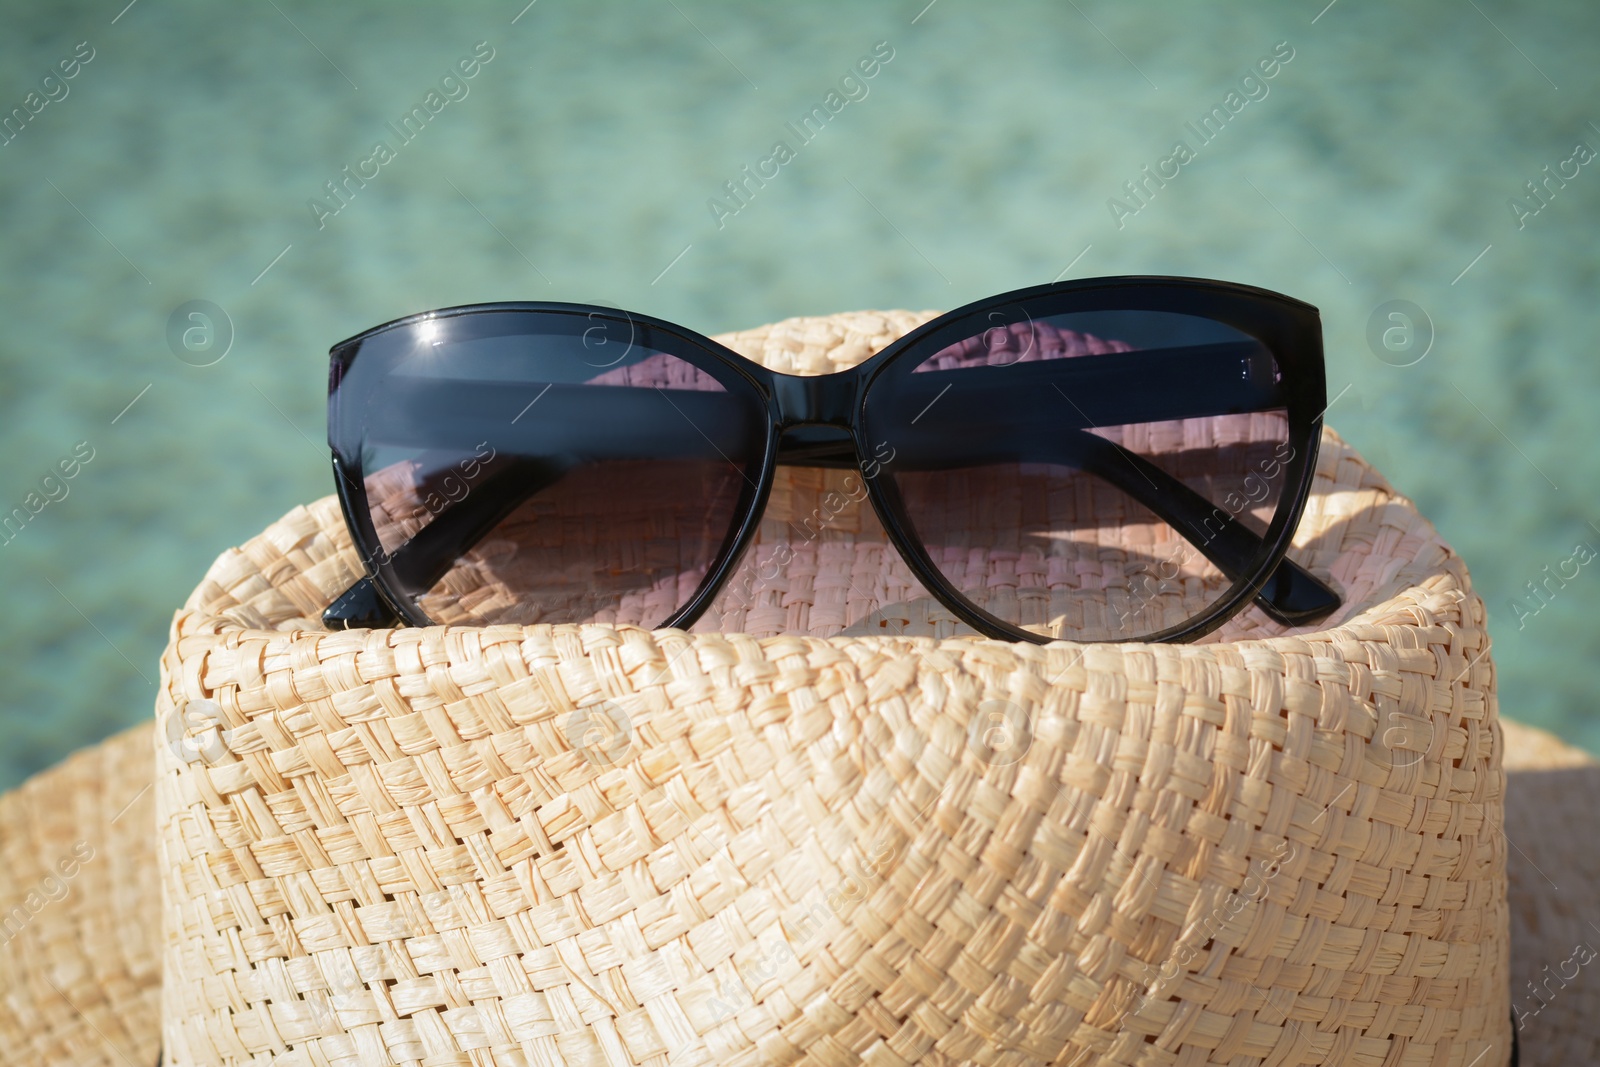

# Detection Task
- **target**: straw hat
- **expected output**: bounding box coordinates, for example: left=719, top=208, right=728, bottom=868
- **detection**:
left=0, top=311, right=1592, bottom=1066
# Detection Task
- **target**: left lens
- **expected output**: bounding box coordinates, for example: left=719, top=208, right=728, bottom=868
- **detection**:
left=332, top=310, right=766, bottom=627
left=862, top=307, right=1294, bottom=641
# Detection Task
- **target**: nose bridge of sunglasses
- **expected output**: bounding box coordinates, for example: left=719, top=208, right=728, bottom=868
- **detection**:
left=770, top=370, right=859, bottom=429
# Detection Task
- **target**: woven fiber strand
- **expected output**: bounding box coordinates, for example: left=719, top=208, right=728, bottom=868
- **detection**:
left=0, top=722, right=160, bottom=1066
left=153, top=311, right=1511, bottom=1067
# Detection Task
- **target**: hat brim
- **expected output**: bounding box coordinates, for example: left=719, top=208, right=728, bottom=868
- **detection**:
left=1502, top=717, right=1600, bottom=1064
left=0, top=722, right=160, bottom=1067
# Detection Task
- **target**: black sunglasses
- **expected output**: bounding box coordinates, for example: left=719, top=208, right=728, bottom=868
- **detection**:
left=323, top=276, right=1341, bottom=643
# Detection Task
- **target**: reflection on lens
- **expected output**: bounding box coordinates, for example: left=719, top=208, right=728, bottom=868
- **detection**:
left=868, top=310, right=1290, bottom=641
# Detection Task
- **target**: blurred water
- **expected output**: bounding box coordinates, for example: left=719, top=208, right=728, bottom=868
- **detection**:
left=1, top=0, right=1596, bottom=788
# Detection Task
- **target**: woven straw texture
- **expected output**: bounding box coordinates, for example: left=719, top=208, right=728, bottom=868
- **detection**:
left=147, top=311, right=1511, bottom=1067
left=0, top=722, right=160, bottom=1065
left=15, top=725, right=1592, bottom=1067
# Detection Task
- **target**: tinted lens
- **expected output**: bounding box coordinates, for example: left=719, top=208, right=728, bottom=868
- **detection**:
left=332, top=311, right=766, bottom=626
left=863, top=309, right=1292, bottom=641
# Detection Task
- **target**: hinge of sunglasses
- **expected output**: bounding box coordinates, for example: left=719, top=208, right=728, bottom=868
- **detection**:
left=322, top=576, right=402, bottom=630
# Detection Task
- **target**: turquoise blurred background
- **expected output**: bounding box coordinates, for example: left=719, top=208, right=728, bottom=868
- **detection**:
left=1, top=0, right=1596, bottom=788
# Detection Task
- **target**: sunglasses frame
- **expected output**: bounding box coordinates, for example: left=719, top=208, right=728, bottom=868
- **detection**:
left=327, top=275, right=1333, bottom=644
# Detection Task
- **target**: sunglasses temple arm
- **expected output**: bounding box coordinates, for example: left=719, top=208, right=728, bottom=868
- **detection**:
left=323, top=458, right=567, bottom=629
left=782, top=426, right=1338, bottom=621
left=324, top=575, right=401, bottom=629
left=1073, top=433, right=1340, bottom=625
left=906, top=356, right=1339, bottom=624
left=322, top=388, right=752, bottom=628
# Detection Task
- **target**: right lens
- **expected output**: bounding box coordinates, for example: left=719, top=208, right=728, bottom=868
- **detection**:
left=332, top=310, right=767, bottom=627
left=863, top=308, right=1293, bottom=641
